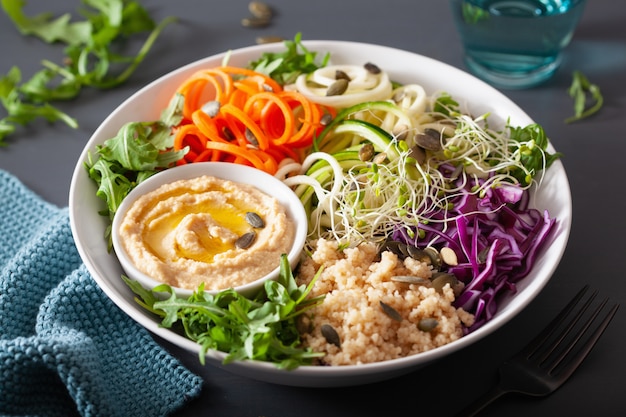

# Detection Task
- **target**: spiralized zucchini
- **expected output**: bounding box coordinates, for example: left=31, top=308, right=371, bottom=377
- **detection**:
left=289, top=64, right=392, bottom=108
left=279, top=65, right=554, bottom=247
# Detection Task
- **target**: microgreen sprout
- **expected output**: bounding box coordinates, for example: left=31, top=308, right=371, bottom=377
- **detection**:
left=284, top=94, right=558, bottom=247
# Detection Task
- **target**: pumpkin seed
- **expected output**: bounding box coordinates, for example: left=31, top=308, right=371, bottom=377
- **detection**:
left=335, top=69, right=351, bottom=81
left=380, top=301, right=402, bottom=322
left=245, top=127, right=259, bottom=146
left=406, top=246, right=432, bottom=264
left=326, top=79, right=349, bottom=96
left=418, top=318, right=438, bottom=332
left=414, top=129, right=442, bottom=151
left=364, top=62, right=381, bottom=74
left=222, top=126, right=235, bottom=141
left=372, top=152, right=387, bottom=164
left=358, top=143, right=375, bottom=161
left=425, top=127, right=441, bottom=135
left=235, top=232, right=257, bottom=249
left=320, top=113, right=333, bottom=126
left=392, top=123, right=410, bottom=141
left=249, top=1, right=273, bottom=19
left=391, top=275, right=429, bottom=285
left=245, top=212, right=265, bottom=228
left=440, top=247, right=458, bottom=266
left=408, top=144, right=426, bottom=165
left=379, top=240, right=406, bottom=259
left=394, top=130, right=409, bottom=142
left=431, top=272, right=463, bottom=296
left=201, top=100, right=220, bottom=118
left=241, top=17, right=271, bottom=28
left=397, top=243, right=411, bottom=258
left=423, top=247, right=442, bottom=269
left=256, top=36, right=283, bottom=45
left=321, top=324, right=341, bottom=347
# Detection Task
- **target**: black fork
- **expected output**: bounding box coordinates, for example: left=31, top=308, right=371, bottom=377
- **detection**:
left=457, top=285, right=619, bottom=416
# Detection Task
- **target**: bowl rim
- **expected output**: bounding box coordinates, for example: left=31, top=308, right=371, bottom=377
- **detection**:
left=68, top=39, right=572, bottom=386
left=110, top=161, right=308, bottom=298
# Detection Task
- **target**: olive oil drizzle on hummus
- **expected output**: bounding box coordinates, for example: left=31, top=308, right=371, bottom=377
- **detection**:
left=117, top=175, right=295, bottom=290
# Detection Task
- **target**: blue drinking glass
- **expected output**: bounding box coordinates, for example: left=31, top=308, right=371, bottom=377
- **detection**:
left=449, top=0, right=587, bottom=89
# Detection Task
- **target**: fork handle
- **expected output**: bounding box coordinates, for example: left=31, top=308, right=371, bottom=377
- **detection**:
left=456, top=385, right=509, bottom=417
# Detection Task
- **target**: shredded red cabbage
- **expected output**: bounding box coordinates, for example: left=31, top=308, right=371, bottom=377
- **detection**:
left=392, top=170, right=556, bottom=332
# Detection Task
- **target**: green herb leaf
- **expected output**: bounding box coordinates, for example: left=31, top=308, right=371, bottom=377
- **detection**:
left=86, top=119, right=186, bottom=215
left=125, top=254, right=325, bottom=369
left=86, top=156, right=133, bottom=219
left=432, top=92, right=460, bottom=117
left=248, top=32, right=330, bottom=86
left=565, top=70, right=603, bottom=123
left=1, top=0, right=92, bottom=45
left=508, top=123, right=561, bottom=185
left=99, top=122, right=181, bottom=171
left=159, top=93, right=185, bottom=127
left=84, top=94, right=186, bottom=247
left=0, top=0, right=176, bottom=142
left=0, top=66, right=77, bottom=144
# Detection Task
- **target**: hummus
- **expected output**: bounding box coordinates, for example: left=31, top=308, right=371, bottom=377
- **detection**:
left=117, top=175, right=295, bottom=291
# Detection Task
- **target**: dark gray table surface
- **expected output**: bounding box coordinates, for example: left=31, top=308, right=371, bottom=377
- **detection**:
left=1, top=1, right=625, bottom=416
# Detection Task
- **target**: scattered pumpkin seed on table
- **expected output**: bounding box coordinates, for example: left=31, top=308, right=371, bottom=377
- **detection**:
left=249, top=1, right=272, bottom=19
left=242, top=1, right=273, bottom=28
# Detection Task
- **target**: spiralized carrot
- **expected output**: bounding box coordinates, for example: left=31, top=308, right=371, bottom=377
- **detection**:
left=172, top=66, right=332, bottom=174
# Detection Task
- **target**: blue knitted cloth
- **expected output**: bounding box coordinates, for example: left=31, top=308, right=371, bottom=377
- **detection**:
left=0, top=170, right=203, bottom=417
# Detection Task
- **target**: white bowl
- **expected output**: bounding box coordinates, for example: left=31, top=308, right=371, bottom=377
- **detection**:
left=69, top=40, right=572, bottom=387
left=110, top=162, right=308, bottom=298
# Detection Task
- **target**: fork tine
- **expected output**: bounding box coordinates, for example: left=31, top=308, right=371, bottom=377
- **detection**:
left=519, top=285, right=590, bottom=358
left=535, top=288, right=599, bottom=364
left=549, top=300, right=619, bottom=378
left=457, top=286, right=618, bottom=416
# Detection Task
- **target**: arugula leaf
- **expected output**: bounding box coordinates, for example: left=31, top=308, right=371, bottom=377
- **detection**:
left=159, top=92, right=184, bottom=127
left=98, top=122, right=177, bottom=171
left=0, top=0, right=176, bottom=143
left=565, top=70, right=603, bottom=123
left=85, top=94, right=187, bottom=248
left=125, top=254, right=325, bottom=369
left=248, top=32, right=330, bottom=86
left=0, top=67, right=77, bottom=144
left=86, top=155, right=134, bottom=220
left=1, top=0, right=91, bottom=45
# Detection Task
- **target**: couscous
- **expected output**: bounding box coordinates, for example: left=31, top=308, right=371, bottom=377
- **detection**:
left=296, top=238, right=475, bottom=366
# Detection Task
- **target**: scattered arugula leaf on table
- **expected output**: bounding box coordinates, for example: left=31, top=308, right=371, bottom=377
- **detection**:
left=0, top=0, right=176, bottom=144
left=565, top=70, right=603, bottom=123
left=0, top=66, right=78, bottom=142
left=124, top=254, right=326, bottom=369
